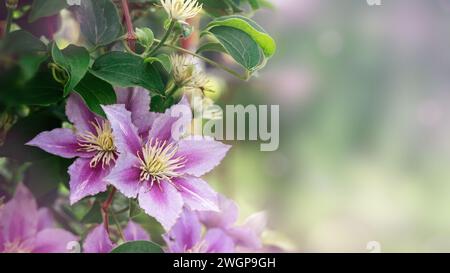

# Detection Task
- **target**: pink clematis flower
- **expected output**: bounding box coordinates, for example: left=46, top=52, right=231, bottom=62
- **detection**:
left=102, top=97, right=230, bottom=231
left=164, top=208, right=235, bottom=253
left=83, top=221, right=150, bottom=253
left=0, top=184, right=77, bottom=253
left=27, top=88, right=152, bottom=204
left=198, top=194, right=267, bottom=251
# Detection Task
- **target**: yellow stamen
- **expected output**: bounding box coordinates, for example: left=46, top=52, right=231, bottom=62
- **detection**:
left=77, top=120, right=118, bottom=168
left=138, top=138, right=185, bottom=187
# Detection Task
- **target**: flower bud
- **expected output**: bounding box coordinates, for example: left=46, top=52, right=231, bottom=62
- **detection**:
left=135, top=27, right=155, bottom=48
left=5, top=0, right=18, bottom=9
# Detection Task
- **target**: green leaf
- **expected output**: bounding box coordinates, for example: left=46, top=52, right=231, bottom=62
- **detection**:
left=77, top=0, right=122, bottom=46
left=199, top=0, right=242, bottom=17
left=25, top=156, right=72, bottom=206
left=18, top=53, right=48, bottom=81
left=51, top=43, right=90, bottom=96
left=205, top=15, right=276, bottom=58
left=129, top=199, right=143, bottom=219
left=81, top=201, right=103, bottom=224
left=144, top=54, right=172, bottom=73
left=12, top=71, right=63, bottom=106
left=29, top=0, right=68, bottom=22
left=90, top=51, right=165, bottom=93
left=0, top=30, right=47, bottom=54
left=247, top=0, right=260, bottom=9
left=74, top=72, right=117, bottom=117
left=111, top=241, right=164, bottom=253
left=205, top=26, right=263, bottom=72
left=196, top=42, right=227, bottom=54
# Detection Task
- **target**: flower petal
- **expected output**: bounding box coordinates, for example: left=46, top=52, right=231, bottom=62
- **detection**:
left=0, top=184, right=38, bottom=244
left=204, top=229, right=235, bottom=253
left=102, top=104, right=142, bottom=155
left=123, top=221, right=150, bottom=242
left=66, top=93, right=99, bottom=133
left=148, top=96, right=192, bottom=142
left=105, top=153, right=141, bottom=199
left=83, top=225, right=114, bottom=253
left=243, top=211, right=267, bottom=236
left=115, top=87, right=156, bottom=135
left=37, top=208, right=54, bottom=231
left=68, top=158, right=110, bottom=205
left=175, top=176, right=219, bottom=212
left=164, top=208, right=202, bottom=253
left=198, top=194, right=239, bottom=229
left=32, top=228, right=78, bottom=253
left=138, top=181, right=183, bottom=231
left=176, top=138, right=231, bottom=177
left=26, top=128, right=90, bottom=159
left=227, top=226, right=262, bottom=250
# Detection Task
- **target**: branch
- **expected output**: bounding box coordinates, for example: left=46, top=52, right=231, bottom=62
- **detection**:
left=101, top=187, right=117, bottom=235
left=120, top=0, right=136, bottom=51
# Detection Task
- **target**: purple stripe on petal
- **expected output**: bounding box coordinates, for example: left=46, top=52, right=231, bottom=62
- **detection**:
left=175, top=176, right=219, bottom=212
left=138, top=181, right=183, bottom=231
left=148, top=113, right=181, bottom=143
left=66, top=93, right=99, bottom=133
left=123, top=221, right=150, bottom=242
left=164, top=208, right=202, bottom=253
left=102, top=105, right=142, bottom=155
left=148, top=96, right=192, bottom=142
left=26, top=128, right=90, bottom=159
left=105, top=153, right=141, bottom=199
left=83, top=225, right=114, bottom=253
left=68, top=158, right=110, bottom=205
left=176, top=138, right=231, bottom=177
left=204, top=229, right=235, bottom=253
left=1, top=184, right=38, bottom=244
left=32, top=228, right=78, bottom=253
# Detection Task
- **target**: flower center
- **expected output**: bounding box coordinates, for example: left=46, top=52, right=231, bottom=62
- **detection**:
left=186, top=240, right=208, bottom=253
left=138, top=138, right=185, bottom=186
left=78, top=120, right=118, bottom=168
left=3, top=240, right=32, bottom=253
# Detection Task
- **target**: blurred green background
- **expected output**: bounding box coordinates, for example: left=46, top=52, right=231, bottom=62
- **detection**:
left=204, top=0, right=450, bottom=252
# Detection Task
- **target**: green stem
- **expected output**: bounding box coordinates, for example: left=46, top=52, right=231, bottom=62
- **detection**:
left=147, top=20, right=176, bottom=56
left=110, top=208, right=125, bottom=242
left=166, top=83, right=180, bottom=97
left=4, top=8, right=13, bottom=36
left=152, top=39, right=249, bottom=81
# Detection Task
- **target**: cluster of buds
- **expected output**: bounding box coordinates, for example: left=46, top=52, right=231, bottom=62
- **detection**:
left=170, top=54, right=212, bottom=96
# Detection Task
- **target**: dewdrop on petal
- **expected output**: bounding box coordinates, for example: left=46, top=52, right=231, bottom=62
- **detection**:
left=160, top=0, right=203, bottom=23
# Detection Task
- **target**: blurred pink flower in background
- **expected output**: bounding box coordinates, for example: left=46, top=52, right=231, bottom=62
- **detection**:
left=83, top=222, right=150, bottom=253
left=0, top=184, right=77, bottom=253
